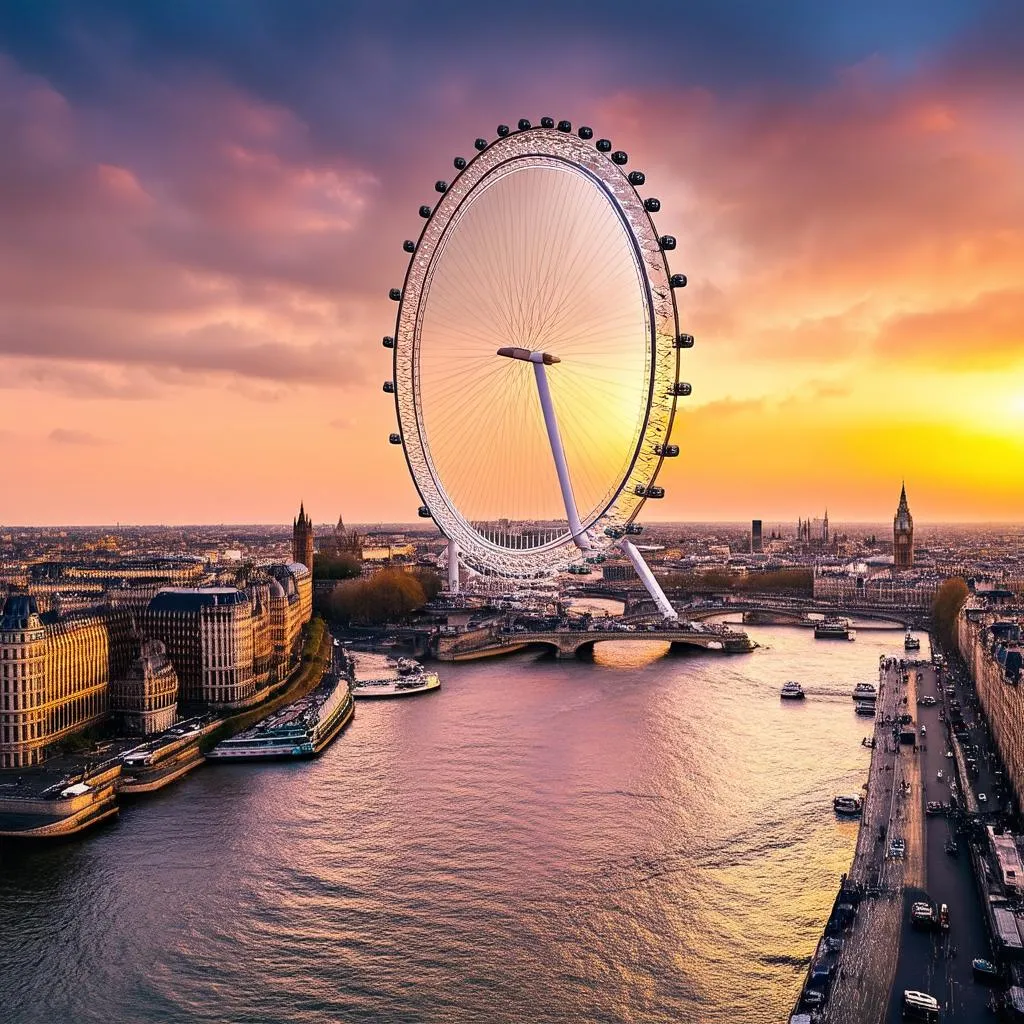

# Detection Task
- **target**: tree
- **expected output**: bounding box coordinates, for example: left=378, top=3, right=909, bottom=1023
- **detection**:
left=933, top=577, right=969, bottom=651
left=313, top=553, right=363, bottom=581
left=328, top=569, right=427, bottom=625
left=412, top=569, right=442, bottom=601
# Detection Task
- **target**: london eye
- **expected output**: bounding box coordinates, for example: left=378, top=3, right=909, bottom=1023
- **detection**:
left=384, top=118, right=692, bottom=617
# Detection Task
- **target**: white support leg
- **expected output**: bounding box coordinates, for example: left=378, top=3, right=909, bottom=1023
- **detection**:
left=447, top=538, right=460, bottom=595
left=619, top=538, right=677, bottom=621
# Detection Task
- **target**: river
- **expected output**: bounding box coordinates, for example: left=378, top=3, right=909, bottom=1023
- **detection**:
left=0, top=622, right=928, bottom=1023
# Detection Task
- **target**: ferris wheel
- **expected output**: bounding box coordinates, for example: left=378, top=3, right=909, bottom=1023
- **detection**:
left=383, top=118, right=692, bottom=617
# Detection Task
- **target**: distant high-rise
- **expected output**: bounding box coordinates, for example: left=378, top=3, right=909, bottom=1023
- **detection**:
left=751, top=519, right=763, bottom=553
left=292, top=502, right=314, bottom=572
left=894, top=483, right=914, bottom=568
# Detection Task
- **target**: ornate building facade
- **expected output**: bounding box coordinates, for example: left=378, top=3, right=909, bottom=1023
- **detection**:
left=110, top=639, right=179, bottom=736
left=894, top=483, right=914, bottom=568
left=0, top=561, right=313, bottom=766
left=0, top=594, right=134, bottom=768
left=293, top=503, right=314, bottom=573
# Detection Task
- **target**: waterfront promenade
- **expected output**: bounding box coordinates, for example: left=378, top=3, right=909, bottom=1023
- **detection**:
left=819, top=659, right=922, bottom=1023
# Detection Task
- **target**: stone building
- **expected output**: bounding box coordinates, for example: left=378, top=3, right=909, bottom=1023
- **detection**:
left=0, top=594, right=133, bottom=769
left=110, top=639, right=179, bottom=736
left=145, top=588, right=259, bottom=709
left=292, top=502, right=314, bottom=573
left=894, top=483, right=914, bottom=568
left=958, top=600, right=1024, bottom=806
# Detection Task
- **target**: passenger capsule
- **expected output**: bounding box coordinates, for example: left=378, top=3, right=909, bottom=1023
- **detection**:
left=382, top=336, right=395, bottom=348
left=518, top=118, right=532, bottom=130
left=418, top=205, right=432, bottom=218
left=389, top=288, right=403, bottom=301
left=418, top=506, right=432, bottom=518
left=454, top=156, right=467, bottom=170
left=577, top=125, right=594, bottom=140
left=646, top=486, right=666, bottom=499
left=383, top=381, right=395, bottom=394
left=611, top=150, right=628, bottom=165
left=403, top=240, right=416, bottom=253
left=670, top=273, right=688, bottom=288
left=604, top=526, right=625, bottom=539
left=596, top=138, right=612, bottom=152
left=474, top=137, right=488, bottom=151
left=557, top=120, right=572, bottom=132
left=628, top=170, right=646, bottom=186
left=671, top=382, right=692, bottom=397
left=497, top=124, right=510, bottom=137
left=634, top=485, right=647, bottom=496
left=660, top=235, right=676, bottom=251
left=435, top=180, right=448, bottom=193
left=626, top=523, right=643, bottom=534
left=388, top=433, right=402, bottom=445
left=655, top=443, right=680, bottom=457
left=675, top=333, right=694, bottom=349
left=644, top=198, right=661, bottom=213
left=540, top=116, right=555, bottom=129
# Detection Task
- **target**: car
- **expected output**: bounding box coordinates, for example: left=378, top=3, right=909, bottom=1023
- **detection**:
left=946, top=839, right=959, bottom=856
left=902, top=989, right=940, bottom=1021
left=978, top=792, right=988, bottom=803
left=972, top=957, right=1001, bottom=983
left=920, top=725, right=927, bottom=736
left=926, top=801, right=945, bottom=815
left=939, top=904, right=950, bottom=930
left=937, top=770, right=944, bottom=781
left=946, top=750, right=954, bottom=758
left=889, top=837, right=907, bottom=858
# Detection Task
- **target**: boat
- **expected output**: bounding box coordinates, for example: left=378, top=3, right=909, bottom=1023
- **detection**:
left=353, top=671, right=441, bottom=699
left=852, top=682, right=877, bottom=700
left=855, top=701, right=876, bottom=717
left=815, top=618, right=855, bottom=641
left=780, top=681, right=806, bottom=700
left=833, top=795, right=864, bottom=815
left=904, top=632, right=921, bottom=651
left=206, top=674, right=354, bottom=761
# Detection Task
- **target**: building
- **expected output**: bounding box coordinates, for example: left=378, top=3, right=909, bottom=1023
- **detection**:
left=958, top=599, right=1024, bottom=806
left=292, top=502, right=314, bottom=573
left=894, top=483, right=914, bottom=568
left=145, top=588, right=259, bottom=709
left=0, top=594, right=133, bottom=769
left=109, top=639, right=179, bottom=736
left=813, top=562, right=942, bottom=608
left=751, top=520, right=763, bottom=554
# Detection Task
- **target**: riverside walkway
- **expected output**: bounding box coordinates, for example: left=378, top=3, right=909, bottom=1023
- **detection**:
left=819, top=659, right=923, bottom=1023
left=790, top=658, right=926, bottom=1021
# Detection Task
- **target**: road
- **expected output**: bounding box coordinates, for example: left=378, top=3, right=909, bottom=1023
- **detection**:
left=884, top=661, right=995, bottom=1022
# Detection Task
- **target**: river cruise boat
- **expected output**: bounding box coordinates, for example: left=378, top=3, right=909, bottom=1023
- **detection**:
left=815, top=618, right=855, bottom=641
left=833, top=795, right=864, bottom=815
left=207, top=674, right=354, bottom=762
left=780, top=681, right=806, bottom=700
left=904, top=632, right=921, bottom=651
left=852, top=682, right=877, bottom=700
left=353, top=671, right=441, bottom=699
left=855, top=701, right=877, bottom=717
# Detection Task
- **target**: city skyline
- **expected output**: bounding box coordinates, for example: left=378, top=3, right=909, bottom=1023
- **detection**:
left=1, top=1, right=1022, bottom=524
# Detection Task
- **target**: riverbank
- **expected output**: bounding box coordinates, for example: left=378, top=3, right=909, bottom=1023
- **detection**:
left=0, top=620, right=333, bottom=839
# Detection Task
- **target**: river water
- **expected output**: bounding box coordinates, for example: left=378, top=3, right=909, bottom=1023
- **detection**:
left=0, top=623, right=928, bottom=1024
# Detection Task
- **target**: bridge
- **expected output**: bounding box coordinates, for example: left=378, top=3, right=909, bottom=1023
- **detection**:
left=434, top=625, right=756, bottom=661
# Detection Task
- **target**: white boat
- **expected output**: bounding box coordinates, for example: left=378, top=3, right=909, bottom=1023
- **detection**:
left=352, top=671, right=441, bottom=699
left=904, top=633, right=921, bottom=651
left=781, top=681, right=806, bottom=700
left=207, top=675, right=354, bottom=761
left=833, top=795, right=864, bottom=815
left=852, top=682, right=877, bottom=700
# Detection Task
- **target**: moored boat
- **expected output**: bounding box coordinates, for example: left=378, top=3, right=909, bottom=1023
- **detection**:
left=855, top=701, right=876, bottom=717
left=904, top=632, right=921, bottom=651
left=833, top=794, right=864, bottom=815
left=353, top=671, right=441, bottom=699
left=852, top=682, right=877, bottom=700
left=206, top=673, right=354, bottom=762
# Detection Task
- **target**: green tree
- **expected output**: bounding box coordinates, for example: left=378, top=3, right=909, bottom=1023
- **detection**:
left=933, top=577, right=969, bottom=651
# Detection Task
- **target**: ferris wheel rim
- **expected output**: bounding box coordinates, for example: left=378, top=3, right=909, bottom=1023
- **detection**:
left=389, top=124, right=684, bottom=578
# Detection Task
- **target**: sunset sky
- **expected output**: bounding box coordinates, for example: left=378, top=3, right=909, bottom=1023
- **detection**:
left=1, top=0, right=1022, bottom=525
